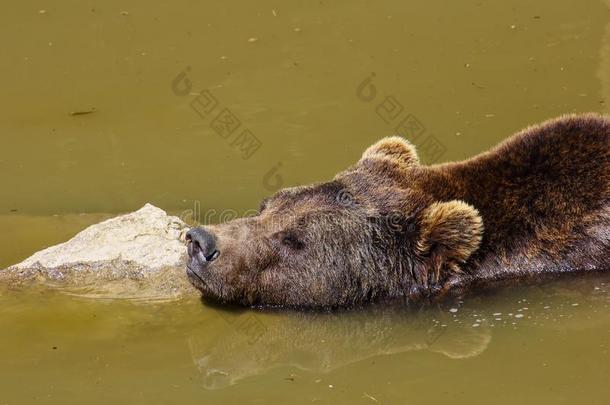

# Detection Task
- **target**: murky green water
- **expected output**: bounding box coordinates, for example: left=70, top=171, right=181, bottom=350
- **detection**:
left=1, top=0, right=609, bottom=403
left=1, top=277, right=610, bottom=404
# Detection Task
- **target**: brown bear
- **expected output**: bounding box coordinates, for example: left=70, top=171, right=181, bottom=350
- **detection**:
left=186, top=113, right=610, bottom=308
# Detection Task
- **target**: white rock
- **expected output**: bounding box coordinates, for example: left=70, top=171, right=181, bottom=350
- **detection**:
left=12, top=204, right=186, bottom=270
left=1, top=204, right=195, bottom=301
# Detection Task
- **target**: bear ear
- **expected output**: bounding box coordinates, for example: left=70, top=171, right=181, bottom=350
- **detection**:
left=360, top=136, right=419, bottom=168
left=416, top=200, right=483, bottom=285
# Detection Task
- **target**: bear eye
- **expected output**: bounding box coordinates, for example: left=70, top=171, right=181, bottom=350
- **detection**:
left=276, top=231, right=304, bottom=249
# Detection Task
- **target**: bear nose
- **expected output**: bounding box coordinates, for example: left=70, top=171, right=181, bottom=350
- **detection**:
left=186, top=227, right=220, bottom=262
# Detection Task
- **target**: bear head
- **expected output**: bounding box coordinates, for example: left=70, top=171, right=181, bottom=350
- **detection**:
left=186, top=137, right=483, bottom=308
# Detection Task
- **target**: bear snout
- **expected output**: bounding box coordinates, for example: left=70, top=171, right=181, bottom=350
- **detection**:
left=186, top=227, right=220, bottom=263
left=186, top=227, right=220, bottom=287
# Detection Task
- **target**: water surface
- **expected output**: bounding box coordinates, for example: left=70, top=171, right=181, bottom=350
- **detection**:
left=1, top=0, right=609, bottom=403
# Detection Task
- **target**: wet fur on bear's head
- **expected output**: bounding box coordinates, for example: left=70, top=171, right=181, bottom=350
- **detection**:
left=187, top=137, right=483, bottom=308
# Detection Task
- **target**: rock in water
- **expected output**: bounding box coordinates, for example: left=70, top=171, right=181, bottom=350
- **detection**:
left=0, top=204, right=195, bottom=301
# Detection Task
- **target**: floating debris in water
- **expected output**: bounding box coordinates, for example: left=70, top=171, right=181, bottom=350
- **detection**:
left=515, top=314, right=524, bottom=319
left=363, top=393, right=378, bottom=402
left=248, top=37, right=258, bottom=43
left=70, top=108, right=97, bottom=116
left=449, top=308, right=458, bottom=313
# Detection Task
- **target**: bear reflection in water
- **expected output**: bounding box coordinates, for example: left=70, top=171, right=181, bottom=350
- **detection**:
left=188, top=303, right=491, bottom=390
left=188, top=274, right=610, bottom=389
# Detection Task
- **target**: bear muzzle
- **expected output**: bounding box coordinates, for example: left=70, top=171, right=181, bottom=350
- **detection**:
left=186, top=227, right=220, bottom=285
